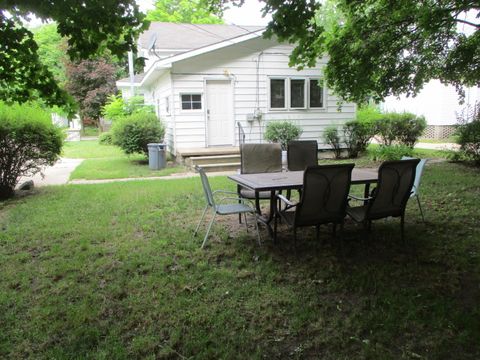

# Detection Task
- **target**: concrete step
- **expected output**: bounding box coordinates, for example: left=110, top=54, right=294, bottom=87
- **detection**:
left=187, top=154, right=241, bottom=166
left=197, top=162, right=240, bottom=173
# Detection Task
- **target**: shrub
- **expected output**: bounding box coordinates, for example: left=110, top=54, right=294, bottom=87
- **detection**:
left=368, top=144, right=413, bottom=161
left=323, top=127, right=342, bottom=159
left=98, top=132, right=113, bottom=145
left=0, top=102, right=63, bottom=199
left=456, top=120, right=480, bottom=165
left=456, top=102, right=480, bottom=165
left=375, top=112, right=426, bottom=147
left=343, top=120, right=376, bottom=158
left=102, top=94, right=155, bottom=122
left=264, top=121, right=302, bottom=150
left=111, top=113, right=165, bottom=156
left=396, top=114, right=426, bottom=147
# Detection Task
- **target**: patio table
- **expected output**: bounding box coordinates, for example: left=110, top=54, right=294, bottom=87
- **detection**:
left=228, top=168, right=379, bottom=239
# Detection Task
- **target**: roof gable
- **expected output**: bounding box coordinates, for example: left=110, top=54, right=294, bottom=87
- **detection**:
left=138, top=22, right=264, bottom=52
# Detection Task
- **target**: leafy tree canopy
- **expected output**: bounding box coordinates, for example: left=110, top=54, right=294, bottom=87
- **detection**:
left=207, top=0, right=479, bottom=104
left=32, top=23, right=67, bottom=86
left=147, top=0, right=223, bottom=24
left=66, top=58, right=118, bottom=123
left=0, top=0, right=146, bottom=110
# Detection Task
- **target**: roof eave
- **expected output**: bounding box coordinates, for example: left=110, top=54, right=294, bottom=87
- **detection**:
left=139, top=29, right=264, bottom=86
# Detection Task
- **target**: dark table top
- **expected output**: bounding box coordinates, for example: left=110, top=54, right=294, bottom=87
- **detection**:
left=228, top=168, right=378, bottom=192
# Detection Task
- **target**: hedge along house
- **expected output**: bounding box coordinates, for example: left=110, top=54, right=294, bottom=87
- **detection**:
left=116, top=22, right=357, bottom=166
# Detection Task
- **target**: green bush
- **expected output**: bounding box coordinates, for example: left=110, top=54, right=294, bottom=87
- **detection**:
left=343, top=120, right=376, bottom=158
left=264, top=121, right=302, bottom=150
left=111, top=113, right=165, bottom=156
left=342, top=105, right=379, bottom=158
left=456, top=120, right=480, bottom=165
left=323, top=126, right=342, bottom=159
left=0, top=102, right=63, bottom=199
left=368, top=144, right=413, bottom=161
left=456, top=103, right=480, bottom=165
left=102, top=94, right=155, bottom=122
left=375, top=112, right=426, bottom=147
left=98, top=132, right=113, bottom=145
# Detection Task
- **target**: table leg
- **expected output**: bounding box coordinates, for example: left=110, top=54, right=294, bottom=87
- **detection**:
left=254, top=190, right=275, bottom=240
left=364, top=183, right=371, bottom=205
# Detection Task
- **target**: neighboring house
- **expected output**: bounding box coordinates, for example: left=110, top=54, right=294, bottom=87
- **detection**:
left=117, top=22, right=357, bottom=155
left=382, top=80, right=480, bottom=139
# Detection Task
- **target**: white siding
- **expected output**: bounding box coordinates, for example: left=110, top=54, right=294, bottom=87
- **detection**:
left=144, top=71, right=175, bottom=152
left=383, top=80, right=480, bottom=125
left=169, top=37, right=356, bottom=150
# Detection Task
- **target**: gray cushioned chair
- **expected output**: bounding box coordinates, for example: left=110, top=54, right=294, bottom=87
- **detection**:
left=193, top=166, right=260, bottom=249
left=274, top=164, right=355, bottom=247
left=287, top=140, right=318, bottom=171
left=238, top=143, right=282, bottom=216
left=346, top=159, right=420, bottom=242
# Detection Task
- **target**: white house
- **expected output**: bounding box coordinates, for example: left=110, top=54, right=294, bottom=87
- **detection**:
left=117, top=22, right=357, bottom=155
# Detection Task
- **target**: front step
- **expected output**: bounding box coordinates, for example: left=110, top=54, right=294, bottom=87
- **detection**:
left=198, top=162, right=240, bottom=173
left=186, top=154, right=241, bottom=167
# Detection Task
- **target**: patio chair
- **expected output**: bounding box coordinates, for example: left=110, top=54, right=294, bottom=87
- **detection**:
left=286, top=140, right=318, bottom=199
left=287, top=140, right=318, bottom=171
left=238, top=143, right=282, bottom=217
left=274, top=164, right=355, bottom=247
left=346, top=159, right=420, bottom=242
left=193, top=166, right=260, bottom=249
left=402, top=156, right=427, bottom=222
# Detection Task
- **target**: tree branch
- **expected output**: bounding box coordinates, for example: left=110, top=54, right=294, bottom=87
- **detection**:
left=455, top=18, right=480, bottom=28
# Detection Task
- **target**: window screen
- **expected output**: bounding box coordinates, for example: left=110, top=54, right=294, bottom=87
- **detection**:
left=181, top=94, right=202, bottom=110
left=290, top=79, right=305, bottom=108
left=270, top=79, right=285, bottom=108
left=309, top=79, right=324, bottom=108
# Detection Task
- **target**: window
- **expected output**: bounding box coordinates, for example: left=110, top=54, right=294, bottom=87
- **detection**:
left=309, top=79, right=324, bottom=108
left=290, top=79, right=306, bottom=108
left=270, top=79, right=285, bottom=108
left=269, top=77, right=325, bottom=110
left=181, top=94, right=202, bottom=110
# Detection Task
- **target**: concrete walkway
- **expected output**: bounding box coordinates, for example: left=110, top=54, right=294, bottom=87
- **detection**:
left=16, top=141, right=458, bottom=188
left=17, top=158, right=84, bottom=188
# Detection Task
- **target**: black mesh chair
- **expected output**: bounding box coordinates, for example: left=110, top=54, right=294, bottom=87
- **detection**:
left=274, top=164, right=355, bottom=246
left=238, top=143, right=282, bottom=217
left=287, top=140, right=318, bottom=171
left=346, top=159, right=420, bottom=242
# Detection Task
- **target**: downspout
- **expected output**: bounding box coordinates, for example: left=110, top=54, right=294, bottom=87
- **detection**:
left=170, top=70, right=177, bottom=156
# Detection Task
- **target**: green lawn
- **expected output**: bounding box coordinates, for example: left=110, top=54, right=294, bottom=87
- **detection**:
left=62, top=141, right=124, bottom=159
left=63, top=141, right=187, bottom=180
left=1, top=162, right=479, bottom=358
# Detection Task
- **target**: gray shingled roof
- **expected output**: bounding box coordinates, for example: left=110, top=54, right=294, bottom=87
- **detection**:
left=117, top=73, right=146, bottom=84
left=138, top=22, right=264, bottom=51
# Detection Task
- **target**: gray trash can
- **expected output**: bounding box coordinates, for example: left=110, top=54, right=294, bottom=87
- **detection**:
left=147, top=143, right=166, bottom=170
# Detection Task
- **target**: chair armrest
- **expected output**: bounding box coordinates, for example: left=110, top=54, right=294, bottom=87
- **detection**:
left=213, top=190, right=239, bottom=196
left=348, top=194, right=373, bottom=201
left=217, top=196, right=256, bottom=208
left=276, top=194, right=297, bottom=207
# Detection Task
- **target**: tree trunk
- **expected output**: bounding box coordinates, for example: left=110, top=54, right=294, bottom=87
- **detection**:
left=0, top=184, right=15, bottom=200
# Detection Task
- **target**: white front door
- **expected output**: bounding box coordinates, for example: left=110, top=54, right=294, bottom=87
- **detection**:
left=206, top=80, right=233, bottom=146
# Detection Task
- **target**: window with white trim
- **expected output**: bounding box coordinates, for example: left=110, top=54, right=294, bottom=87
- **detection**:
left=290, top=79, right=306, bottom=108
left=270, top=79, right=286, bottom=109
left=165, top=96, right=170, bottom=114
left=269, top=77, right=325, bottom=110
left=181, top=94, right=202, bottom=110
left=309, top=79, right=324, bottom=108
